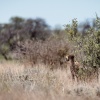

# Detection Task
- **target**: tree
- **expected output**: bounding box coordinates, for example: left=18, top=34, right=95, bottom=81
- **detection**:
left=64, top=16, right=100, bottom=68
left=0, top=17, right=51, bottom=60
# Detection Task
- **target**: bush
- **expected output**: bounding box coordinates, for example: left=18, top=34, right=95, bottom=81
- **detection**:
left=64, top=16, right=100, bottom=81
left=64, top=16, right=100, bottom=68
left=16, top=36, right=69, bottom=69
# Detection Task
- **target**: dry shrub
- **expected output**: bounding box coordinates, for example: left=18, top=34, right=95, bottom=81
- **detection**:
left=16, top=36, right=69, bottom=69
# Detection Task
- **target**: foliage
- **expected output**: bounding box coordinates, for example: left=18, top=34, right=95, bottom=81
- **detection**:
left=64, top=16, right=100, bottom=68
left=0, top=17, right=51, bottom=60
left=16, top=36, right=69, bottom=69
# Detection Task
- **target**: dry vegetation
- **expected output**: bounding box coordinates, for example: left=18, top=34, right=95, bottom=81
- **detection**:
left=0, top=16, right=100, bottom=100
left=0, top=61, right=100, bottom=100
left=16, top=36, right=69, bottom=69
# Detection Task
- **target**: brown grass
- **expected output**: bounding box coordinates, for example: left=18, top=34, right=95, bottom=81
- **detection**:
left=0, top=61, right=100, bottom=100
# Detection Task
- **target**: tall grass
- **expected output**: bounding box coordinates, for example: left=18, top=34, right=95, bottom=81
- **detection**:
left=0, top=61, right=100, bottom=100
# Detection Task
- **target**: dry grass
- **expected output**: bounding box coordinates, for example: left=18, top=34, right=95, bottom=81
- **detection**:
left=0, top=61, right=100, bottom=100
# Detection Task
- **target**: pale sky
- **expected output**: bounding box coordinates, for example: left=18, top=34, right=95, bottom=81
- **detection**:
left=0, top=0, right=100, bottom=28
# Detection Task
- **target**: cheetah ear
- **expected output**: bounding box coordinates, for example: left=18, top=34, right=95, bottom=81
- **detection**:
left=65, top=55, right=69, bottom=61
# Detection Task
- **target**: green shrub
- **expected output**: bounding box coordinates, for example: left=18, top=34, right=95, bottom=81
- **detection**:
left=64, top=16, right=100, bottom=68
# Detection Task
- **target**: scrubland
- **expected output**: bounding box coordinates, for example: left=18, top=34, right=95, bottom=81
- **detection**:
left=0, top=16, right=100, bottom=100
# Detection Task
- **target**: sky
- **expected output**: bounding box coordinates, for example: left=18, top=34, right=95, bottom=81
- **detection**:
left=0, top=0, right=100, bottom=28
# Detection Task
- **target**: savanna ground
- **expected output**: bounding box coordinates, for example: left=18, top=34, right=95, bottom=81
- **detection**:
left=0, top=60, right=100, bottom=100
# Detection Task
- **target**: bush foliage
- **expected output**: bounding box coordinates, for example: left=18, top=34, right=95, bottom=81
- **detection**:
left=16, top=36, right=69, bottom=69
left=64, top=16, right=100, bottom=68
